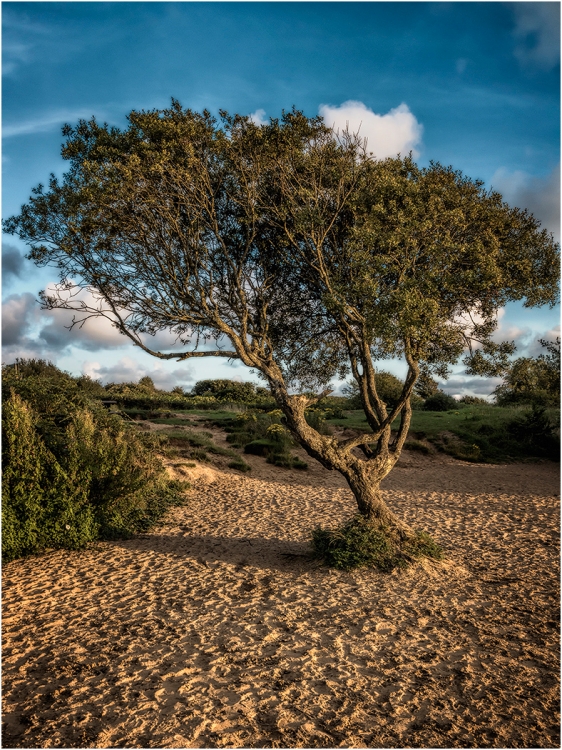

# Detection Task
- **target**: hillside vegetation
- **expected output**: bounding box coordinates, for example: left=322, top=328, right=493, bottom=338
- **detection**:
left=3, top=358, right=559, bottom=562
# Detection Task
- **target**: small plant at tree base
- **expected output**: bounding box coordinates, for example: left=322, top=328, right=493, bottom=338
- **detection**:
left=312, top=515, right=443, bottom=571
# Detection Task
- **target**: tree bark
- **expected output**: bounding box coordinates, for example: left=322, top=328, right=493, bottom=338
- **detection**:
left=343, top=464, right=414, bottom=541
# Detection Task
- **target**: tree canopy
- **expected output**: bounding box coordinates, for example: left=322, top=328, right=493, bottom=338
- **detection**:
left=494, top=338, right=561, bottom=406
left=5, top=101, right=559, bottom=543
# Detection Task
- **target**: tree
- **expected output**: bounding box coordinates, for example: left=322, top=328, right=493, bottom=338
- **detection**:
left=493, top=337, right=561, bottom=406
left=192, top=379, right=258, bottom=402
left=342, top=371, right=422, bottom=410
left=414, top=370, right=439, bottom=400
left=5, top=102, right=559, bottom=550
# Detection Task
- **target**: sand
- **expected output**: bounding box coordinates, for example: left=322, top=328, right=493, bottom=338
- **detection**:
left=2, top=426, right=560, bottom=749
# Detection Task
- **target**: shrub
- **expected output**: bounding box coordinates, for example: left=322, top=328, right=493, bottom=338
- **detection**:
left=305, top=409, right=333, bottom=435
left=342, top=372, right=424, bottom=410
left=459, top=395, right=489, bottom=405
left=312, top=515, right=443, bottom=571
left=423, top=391, right=459, bottom=411
left=227, top=459, right=252, bottom=472
left=191, top=379, right=259, bottom=402
left=244, top=439, right=276, bottom=456
left=190, top=449, right=210, bottom=462
left=2, top=393, right=98, bottom=561
left=292, top=457, right=309, bottom=470
left=505, top=405, right=559, bottom=460
left=494, top=338, right=560, bottom=407
left=2, top=362, right=189, bottom=560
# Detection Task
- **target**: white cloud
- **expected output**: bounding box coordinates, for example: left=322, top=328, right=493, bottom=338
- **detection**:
left=83, top=357, right=194, bottom=390
left=491, top=164, right=560, bottom=242
left=319, top=100, right=423, bottom=159
left=513, top=3, right=560, bottom=72
left=248, top=109, right=268, bottom=126
left=525, top=326, right=560, bottom=358
left=440, top=375, right=502, bottom=399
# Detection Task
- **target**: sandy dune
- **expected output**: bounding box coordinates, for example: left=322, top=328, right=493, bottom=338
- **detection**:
left=2, top=437, right=559, bottom=748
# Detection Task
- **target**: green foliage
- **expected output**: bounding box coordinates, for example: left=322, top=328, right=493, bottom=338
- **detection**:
left=104, top=381, right=220, bottom=411
left=4, top=104, right=559, bottom=534
left=494, top=338, right=560, bottom=407
left=311, top=516, right=443, bottom=571
left=227, top=459, right=252, bottom=473
left=504, top=405, right=559, bottom=460
left=414, top=371, right=439, bottom=400
left=342, top=372, right=423, bottom=410
left=423, top=391, right=459, bottom=412
left=324, top=404, right=560, bottom=463
left=2, top=393, right=98, bottom=561
left=191, top=379, right=268, bottom=403
left=304, top=408, right=333, bottom=435
left=459, top=395, right=489, bottom=405
left=161, top=428, right=238, bottom=458
left=244, top=439, right=277, bottom=456
left=2, top=361, right=188, bottom=560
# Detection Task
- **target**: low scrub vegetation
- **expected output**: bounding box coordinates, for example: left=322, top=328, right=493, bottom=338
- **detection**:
left=2, top=360, right=189, bottom=561
left=221, top=410, right=309, bottom=469
left=312, top=516, right=443, bottom=571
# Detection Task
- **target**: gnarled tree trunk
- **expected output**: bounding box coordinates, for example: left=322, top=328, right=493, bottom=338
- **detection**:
left=265, top=373, right=415, bottom=541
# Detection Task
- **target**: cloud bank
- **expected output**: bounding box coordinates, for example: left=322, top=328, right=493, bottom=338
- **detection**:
left=2, top=243, right=27, bottom=284
left=83, top=357, right=194, bottom=391
left=318, top=100, right=423, bottom=159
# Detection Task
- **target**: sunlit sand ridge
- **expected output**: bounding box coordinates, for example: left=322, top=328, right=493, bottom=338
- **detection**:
left=2, top=443, right=559, bottom=748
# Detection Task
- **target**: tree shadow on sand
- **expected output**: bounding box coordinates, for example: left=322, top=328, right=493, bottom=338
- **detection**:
left=108, top=532, right=320, bottom=573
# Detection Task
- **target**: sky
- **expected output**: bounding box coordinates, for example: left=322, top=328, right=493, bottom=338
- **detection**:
left=2, top=1, right=560, bottom=398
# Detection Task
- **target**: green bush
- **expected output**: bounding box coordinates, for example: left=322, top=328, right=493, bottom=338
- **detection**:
left=423, top=391, right=459, bottom=411
left=305, top=409, right=333, bottom=435
left=191, top=379, right=261, bottom=402
left=459, top=395, right=489, bottom=405
left=227, top=459, right=252, bottom=472
left=312, top=515, right=443, bottom=571
left=2, top=361, right=189, bottom=560
left=2, top=393, right=98, bottom=561
left=244, top=438, right=277, bottom=456
left=505, top=405, right=559, bottom=460
left=494, top=339, right=560, bottom=407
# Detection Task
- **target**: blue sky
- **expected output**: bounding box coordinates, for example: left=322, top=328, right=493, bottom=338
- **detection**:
left=2, top=1, right=560, bottom=396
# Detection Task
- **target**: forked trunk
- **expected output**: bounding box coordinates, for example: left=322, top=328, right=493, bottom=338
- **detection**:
left=266, top=377, right=414, bottom=541
left=345, top=466, right=414, bottom=541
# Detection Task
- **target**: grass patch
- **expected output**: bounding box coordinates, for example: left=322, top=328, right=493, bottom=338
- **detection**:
left=404, top=439, right=432, bottom=454
left=227, top=459, right=252, bottom=472
left=326, top=405, right=559, bottom=463
left=312, top=515, right=443, bottom=571
left=162, top=428, right=239, bottom=458
left=151, top=417, right=199, bottom=426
